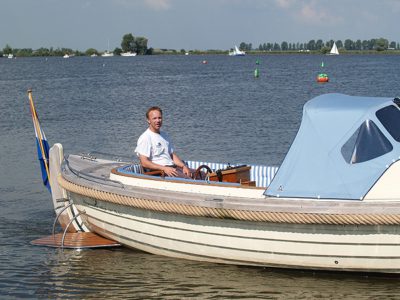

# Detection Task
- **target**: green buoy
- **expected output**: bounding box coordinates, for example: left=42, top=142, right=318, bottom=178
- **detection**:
left=254, top=68, right=260, bottom=78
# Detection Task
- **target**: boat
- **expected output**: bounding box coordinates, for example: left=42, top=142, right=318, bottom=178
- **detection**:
left=102, top=40, right=114, bottom=57
left=63, top=54, right=70, bottom=59
left=6, top=53, right=14, bottom=59
left=101, top=51, right=114, bottom=57
left=228, top=45, right=245, bottom=56
left=120, top=52, right=137, bottom=57
left=29, top=90, right=400, bottom=273
left=328, top=42, right=339, bottom=55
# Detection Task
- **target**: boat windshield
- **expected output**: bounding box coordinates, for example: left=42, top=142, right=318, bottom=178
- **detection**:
left=341, top=120, right=393, bottom=164
left=376, top=105, right=400, bottom=142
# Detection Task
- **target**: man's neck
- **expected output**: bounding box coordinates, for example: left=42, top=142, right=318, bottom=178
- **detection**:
left=149, top=127, right=160, bottom=134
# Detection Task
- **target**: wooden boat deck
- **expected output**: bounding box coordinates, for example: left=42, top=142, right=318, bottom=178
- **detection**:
left=31, top=232, right=121, bottom=249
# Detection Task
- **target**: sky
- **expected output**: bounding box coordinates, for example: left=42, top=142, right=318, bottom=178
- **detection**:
left=1, top=0, right=400, bottom=51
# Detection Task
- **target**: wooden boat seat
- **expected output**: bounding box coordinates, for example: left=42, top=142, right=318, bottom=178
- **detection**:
left=208, top=165, right=255, bottom=186
left=143, top=169, right=165, bottom=177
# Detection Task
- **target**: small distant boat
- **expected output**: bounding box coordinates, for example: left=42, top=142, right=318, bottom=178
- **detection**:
left=102, top=40, right=114, bottom=57
left=7, top=53, right=14, bottom=59
left=229, top=45, right=245, bottom=56
left=328, top=42, right=339, bottom=55
left=101, top=51, right=114, bottom=57
left=63, top=54, right=70, bottom=59
left=90, top=53, right=98, bottom=57
left=120, top=52, right=137, bottom=57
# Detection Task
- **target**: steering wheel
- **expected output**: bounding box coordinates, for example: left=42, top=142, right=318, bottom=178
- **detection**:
left=193, top=164, right=212, bottom=180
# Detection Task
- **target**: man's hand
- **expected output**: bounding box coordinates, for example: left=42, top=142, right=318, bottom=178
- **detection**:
left=182, top=165, right=191, bottom=177
left=163, top=166, right=179, bottom=177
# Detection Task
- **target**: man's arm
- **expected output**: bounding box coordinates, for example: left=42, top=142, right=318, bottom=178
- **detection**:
left=171, top=153, right=191, bottom=176
left=139, top=154, right=179, bottom=177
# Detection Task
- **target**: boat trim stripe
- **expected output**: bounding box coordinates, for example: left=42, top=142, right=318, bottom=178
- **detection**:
left=82, top=205, right=400, bottom=258
left=86, top=214, right=400, bottom=261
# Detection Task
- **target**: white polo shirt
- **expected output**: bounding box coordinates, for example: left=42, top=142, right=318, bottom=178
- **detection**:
left=135, top=128, right=175, bottom=166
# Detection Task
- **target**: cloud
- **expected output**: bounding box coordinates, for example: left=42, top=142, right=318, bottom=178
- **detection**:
left=386, top=0, right=400, bottom=12
left=300, top=2, right=343, bottom=25
left=109, top=0, right=170, bottom=10
left=275, top=0, right=296, bottom=9
left=274, top=0, right=342, bottom=25
left=144, top=0, right=170, bottom=10
left=299, top=2, right=326, bottom=22
left=81, top=1, right=92, bottom=9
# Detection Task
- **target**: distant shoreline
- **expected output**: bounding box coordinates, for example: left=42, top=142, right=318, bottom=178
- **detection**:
left=3, top=49, right=400, bottom=58
left=3, top=35, right=399, bottom=57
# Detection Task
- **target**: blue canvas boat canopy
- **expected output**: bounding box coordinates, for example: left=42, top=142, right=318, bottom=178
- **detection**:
left=266, top=93, right=400, bottom=200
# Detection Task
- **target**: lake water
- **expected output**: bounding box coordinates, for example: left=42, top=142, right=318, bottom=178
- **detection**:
left=1, top=54, right=400, bottom=298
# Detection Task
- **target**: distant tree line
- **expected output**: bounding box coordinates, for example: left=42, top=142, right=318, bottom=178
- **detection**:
left=120, top=33, right=151, bottom=55
left=2, top=36, right=400, bottom=57
left=0, top=33, right=153, bottom=57
left=239, top=38, right=399, bottom=53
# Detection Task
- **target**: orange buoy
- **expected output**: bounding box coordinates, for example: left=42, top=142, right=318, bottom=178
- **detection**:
left=317, top=73, right=329, bottom=83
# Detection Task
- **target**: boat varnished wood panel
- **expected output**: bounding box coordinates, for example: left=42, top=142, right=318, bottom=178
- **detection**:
left=30, top=232, right=120, bottom=249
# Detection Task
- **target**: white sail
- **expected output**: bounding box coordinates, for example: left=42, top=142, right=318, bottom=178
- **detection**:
left=329, top=42, right=339, bottom=55
left=228, top=45, right=245, bottom=56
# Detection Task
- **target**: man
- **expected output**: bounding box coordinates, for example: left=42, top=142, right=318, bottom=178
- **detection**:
left=135, top=106, right=192, bottom=178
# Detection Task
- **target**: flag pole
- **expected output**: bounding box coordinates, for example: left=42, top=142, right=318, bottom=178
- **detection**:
left=28, top=89, right=51, bottom=187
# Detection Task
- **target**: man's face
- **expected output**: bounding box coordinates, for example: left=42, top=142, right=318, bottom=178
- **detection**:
left=147, top=109, right=163, bottom=133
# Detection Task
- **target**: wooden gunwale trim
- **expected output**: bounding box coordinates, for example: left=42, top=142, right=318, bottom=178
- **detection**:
left=110, top=167, right=264, bottom=190
left=58, top=175, right=400, bottom=226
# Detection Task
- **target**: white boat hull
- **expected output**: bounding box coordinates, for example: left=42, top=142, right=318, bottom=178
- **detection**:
left=49, top=140, right=400, bottom=273
left=120, top=52, right=137, bottom=57
left=71, top=193, right=400, bottom=273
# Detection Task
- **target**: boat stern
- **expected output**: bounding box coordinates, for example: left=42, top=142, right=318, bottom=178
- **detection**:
left=49, top=143, right=88, bottom=232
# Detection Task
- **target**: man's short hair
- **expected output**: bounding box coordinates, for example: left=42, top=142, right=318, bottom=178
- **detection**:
left=146, top=106, right=162, bottom=119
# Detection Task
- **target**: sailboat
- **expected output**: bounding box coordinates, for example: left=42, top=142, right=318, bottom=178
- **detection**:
left=228, top=45, right=245, bottom=56
left=328, top=42, right=339, bottom=55
left=102, top=40, right=114, bottom=57
left=101, top=51, right=114, bottom=57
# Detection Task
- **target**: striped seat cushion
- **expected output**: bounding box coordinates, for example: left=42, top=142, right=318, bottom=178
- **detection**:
left=186, top=161, right=278, bottom=188
left=119, top=161, right=278, bottom=188
left=119, top=163, right=142, bottom=174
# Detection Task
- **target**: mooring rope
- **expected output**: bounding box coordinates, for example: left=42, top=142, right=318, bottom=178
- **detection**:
left=58, top=175, right=400, bottom=226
